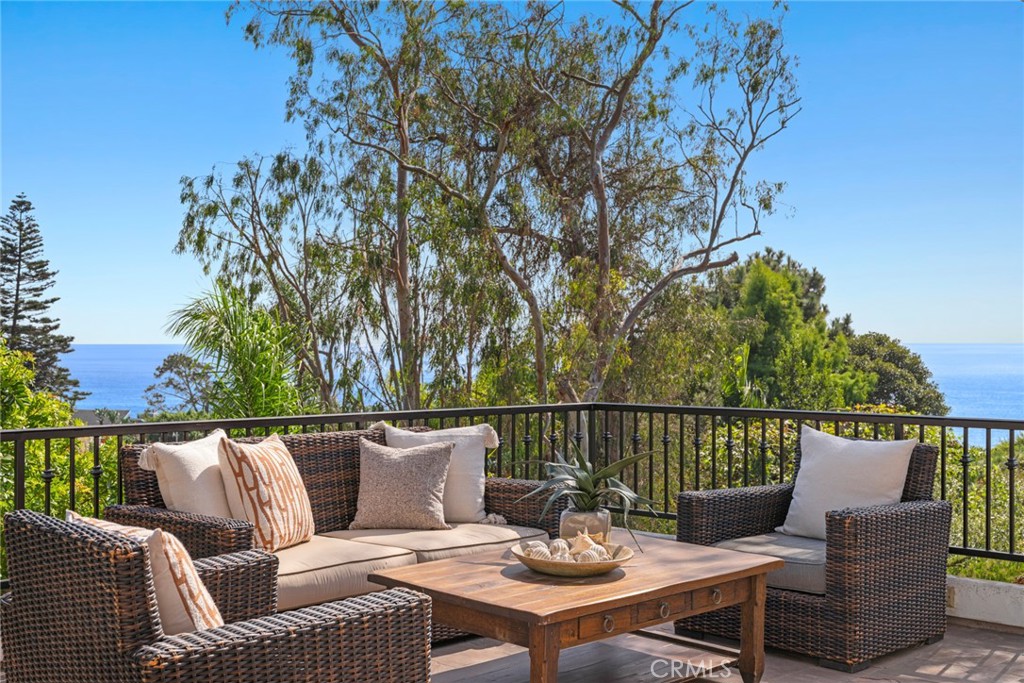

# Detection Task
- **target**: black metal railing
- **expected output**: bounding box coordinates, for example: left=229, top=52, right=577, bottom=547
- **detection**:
left=2, top=402, right=1021, bottom=580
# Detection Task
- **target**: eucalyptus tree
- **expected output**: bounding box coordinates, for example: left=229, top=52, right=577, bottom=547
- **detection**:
left=224, top=0, right=799, bottom=409
left=177, top=153, right=356, bottom=411
left=234, top=1, right=470, bottom=410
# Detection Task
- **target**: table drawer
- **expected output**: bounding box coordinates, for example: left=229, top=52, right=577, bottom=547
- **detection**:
left=578, top=606, right=633, bottom=639
left=636, top=594, right=691, bottom=623
left=691, top=580, right=746, bottom=610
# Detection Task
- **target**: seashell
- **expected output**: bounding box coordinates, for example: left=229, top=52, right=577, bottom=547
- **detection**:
left=576, top=548, right=604, bottom=563
left=524, top=545, right=551, bottom=560
left=569, top=531, right=600, bottom=556
left=523, top=540, right=548, bottom=552
left=548, top=539, right=571, bottom=555
left=591, top=545, right=611, bottom=561
left=551, top=551, right=572, bottom=562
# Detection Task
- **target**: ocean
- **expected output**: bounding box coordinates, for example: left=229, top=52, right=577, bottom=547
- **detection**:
left=62, top=343, right=1024, bottom=421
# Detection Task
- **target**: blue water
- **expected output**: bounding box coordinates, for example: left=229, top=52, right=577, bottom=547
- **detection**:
left=62, top=343, right=1024, bottom=421
left=907, top=344, right=1024, bottom=421
left=63, top=344, right=183, bottom=416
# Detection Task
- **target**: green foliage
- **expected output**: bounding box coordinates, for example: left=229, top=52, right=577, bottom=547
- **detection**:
left=0, top=337, right=122, bottom=575
left=142, top=352, right=215, bottom=417
left=947, top=556, right=1024, bottom=584
left=168, top=283, right=313, bottom=418
left=724, top=258, right=874, bottom=409
left=0, top=193, right=85, bottom=404
left=847, top=332, right=949, bottom=415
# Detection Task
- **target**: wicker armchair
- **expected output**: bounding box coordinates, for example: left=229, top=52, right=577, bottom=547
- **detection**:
left=0, top=509, right=432, bottom=683
left=675, top=440, right=952, bottom=672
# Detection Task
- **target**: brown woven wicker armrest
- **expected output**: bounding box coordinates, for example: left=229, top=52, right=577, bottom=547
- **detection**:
left=131, top=588, right=432, bottom=683
left=825, top=500, right=952, bottom=603
left=676, top=483, right=794, bottom=546
left=193, top=550, right=278, bottom=623
left=104, top=504, right=255, bottom=559
left=485, top=477, right=568, bottom=537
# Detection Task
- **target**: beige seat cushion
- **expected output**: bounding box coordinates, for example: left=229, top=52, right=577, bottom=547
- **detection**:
left=327, top=523, right=548, bottom=563
left=715, top=532, right=826, bottom=595
left=275, top=535, right=417, bottom=611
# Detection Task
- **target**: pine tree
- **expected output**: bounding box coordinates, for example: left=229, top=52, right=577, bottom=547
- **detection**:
left=0, top=193, right=86, bottom=404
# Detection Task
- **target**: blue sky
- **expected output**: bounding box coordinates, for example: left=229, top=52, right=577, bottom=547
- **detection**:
left=2, top=1, right=1022, bottom=344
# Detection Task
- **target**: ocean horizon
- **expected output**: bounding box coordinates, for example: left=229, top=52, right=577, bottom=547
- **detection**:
left=62, top=342, right=1023, bottom=422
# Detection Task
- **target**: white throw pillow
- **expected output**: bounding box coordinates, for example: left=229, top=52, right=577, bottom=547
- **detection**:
left=138, top=429, right=232, bottom=518
left=66, top=511, right=224, bottom=634
left=376, top=422, right=498, bottom=523
left=777, top=426, right=917, bottom=540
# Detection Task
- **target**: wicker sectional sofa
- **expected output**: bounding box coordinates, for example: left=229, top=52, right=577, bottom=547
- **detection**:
left=105, top=428, right=565, bottom=629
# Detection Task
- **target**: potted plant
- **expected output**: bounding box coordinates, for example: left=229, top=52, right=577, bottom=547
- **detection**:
left=518, top=448, right=656, bottom=547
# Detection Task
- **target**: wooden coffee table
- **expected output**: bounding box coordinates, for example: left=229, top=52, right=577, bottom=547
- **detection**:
left=370, top=534, right=782, bottom=683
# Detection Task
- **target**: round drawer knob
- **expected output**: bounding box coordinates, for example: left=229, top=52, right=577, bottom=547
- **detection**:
left=712, top=588, right=723, bottom=605
left=603, top=615, right=616, bottom=633
left=659, top=601, right=671, bottom=619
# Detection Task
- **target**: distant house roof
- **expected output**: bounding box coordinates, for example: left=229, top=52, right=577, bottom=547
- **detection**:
left=73, top=409, right=132, bottom=425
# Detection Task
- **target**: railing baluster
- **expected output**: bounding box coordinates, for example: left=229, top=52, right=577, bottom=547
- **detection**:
left=92, top=435, right=102, bottom=517
left=662, top=412, right=671, bottom=512
left=68, top=437, right=76, bottom=512
left=961, top=427, right=970, bottom=548
left=711, top=415, right=718, bottom=489
left=693, top=414, right=702, bottom=491
left=759, top=419, right=768, bottom=486
left=985, top=429, right=992, bottom=551
left=742, top=418, right=750, bottom=487
left=43, top=439, right=53, bottom=515
left=1008, top=431, right=1017, bottom=555
left=13, top=438, right=26, bottom=511
left=726, top=421, right=735, bottom=488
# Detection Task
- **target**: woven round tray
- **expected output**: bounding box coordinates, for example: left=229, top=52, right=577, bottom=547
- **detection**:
left=510, top=542, right=634, bottom=577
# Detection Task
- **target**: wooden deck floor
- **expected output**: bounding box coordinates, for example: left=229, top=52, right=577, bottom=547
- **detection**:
left=432, top=620, right=1024, bottom=683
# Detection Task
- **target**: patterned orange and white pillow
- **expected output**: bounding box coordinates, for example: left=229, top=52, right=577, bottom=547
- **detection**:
left=66, top=511, right=223, bottom=634
left=218, top=434, right=315, bottom=552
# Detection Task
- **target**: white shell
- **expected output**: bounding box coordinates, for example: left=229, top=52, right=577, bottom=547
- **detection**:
left=576, top=548, right=604, bottom=563
left=523, top=540, right=548, bottom=552
left=551, top=551, right=572, bottom=562
left=524, top=545, right=551, bottom=560
left=569, top=531, right=600, bottom=556
left=548, top=539, right=571, bottom=555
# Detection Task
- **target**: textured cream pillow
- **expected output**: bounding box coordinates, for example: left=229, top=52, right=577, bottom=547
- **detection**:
left=138, top=429, right=232, bottom=518
left=219, top=434, right=315, bottom=552
left=777, top=427, right=917, bottom=539
left=67, top=511, right=223, bottom=634
left=350, top=438, right=454, bottom=530
left=379, top=422, right=497, bottom=523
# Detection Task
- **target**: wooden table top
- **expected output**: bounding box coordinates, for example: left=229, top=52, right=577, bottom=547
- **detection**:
left=369, top=535, right=783, bottom=626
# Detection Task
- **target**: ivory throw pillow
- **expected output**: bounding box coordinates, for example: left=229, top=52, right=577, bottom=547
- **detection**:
left=138, top=429, right=233, bottom=518
left=378, top=422, right=497, bottom=523
left=66, top=511, right=223, bottom=634
left=218, top=434, right=315, bottom=552
left=350, top=438, right=454, bottom=530
left=777, top=426, right=917, bottom=539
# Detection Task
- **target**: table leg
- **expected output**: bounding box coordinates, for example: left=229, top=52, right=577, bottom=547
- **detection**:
left=738, top=573, right=767, bottom=683
left=528, top=624, right=560, bottom=683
